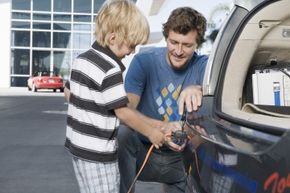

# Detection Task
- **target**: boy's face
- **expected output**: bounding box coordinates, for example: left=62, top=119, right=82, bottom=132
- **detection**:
left=109, top=41, right=136, bottom=59
left=166, top=30, right=198, bottom=70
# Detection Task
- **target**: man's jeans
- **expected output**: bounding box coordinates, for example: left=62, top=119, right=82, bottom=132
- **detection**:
left=117, top=124, right=188, bottom=193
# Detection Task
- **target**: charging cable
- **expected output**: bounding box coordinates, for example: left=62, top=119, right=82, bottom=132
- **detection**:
left=127, top=111, right=188, bottom=193
left=127, top=144, right=154, bottom=193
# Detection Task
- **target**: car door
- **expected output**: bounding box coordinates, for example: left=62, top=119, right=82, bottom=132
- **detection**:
left=186, top=0, right=290, bottom=193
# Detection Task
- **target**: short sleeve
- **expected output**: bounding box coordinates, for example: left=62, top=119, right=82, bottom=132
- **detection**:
left=102, top=70, right=129, bottom=110
left=125, top=54, right=147, bottom=97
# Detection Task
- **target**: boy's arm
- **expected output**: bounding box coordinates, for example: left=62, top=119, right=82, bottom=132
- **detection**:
left=127, top=93, right=163, bottom=128
left=126, top=93, right=184, bottom=151
left=114, top=106, right=164, bottom=149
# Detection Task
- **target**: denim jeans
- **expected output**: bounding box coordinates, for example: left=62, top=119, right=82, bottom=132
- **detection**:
left=117, top=124, right=188, bottom=193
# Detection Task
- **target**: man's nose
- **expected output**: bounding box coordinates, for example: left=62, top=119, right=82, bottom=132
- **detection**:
left=176, top=44, right=183, bottom=55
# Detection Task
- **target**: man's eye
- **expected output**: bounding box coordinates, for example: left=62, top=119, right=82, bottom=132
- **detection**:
left=185, top=44, right=194, bottom=48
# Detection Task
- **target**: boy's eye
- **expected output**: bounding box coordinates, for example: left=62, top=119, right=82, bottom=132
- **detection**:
left=129, top=45, right=136, bottom=50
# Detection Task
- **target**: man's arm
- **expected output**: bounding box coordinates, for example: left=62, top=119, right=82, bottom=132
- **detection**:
left=126, top=93, right=140, bottom=108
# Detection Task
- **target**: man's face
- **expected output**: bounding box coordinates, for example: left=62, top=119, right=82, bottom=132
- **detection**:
left=166, top=30, right=198, bottom=70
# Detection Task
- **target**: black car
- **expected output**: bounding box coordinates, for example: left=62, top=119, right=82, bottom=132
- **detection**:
left=186, top=0, right=290, bottom=193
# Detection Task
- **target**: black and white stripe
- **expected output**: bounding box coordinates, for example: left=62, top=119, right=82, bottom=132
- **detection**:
left=65, top=42, right=128, bottom=162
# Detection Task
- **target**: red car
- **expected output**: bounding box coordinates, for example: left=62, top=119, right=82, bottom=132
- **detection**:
left=27, top=71, right=64, bottom=92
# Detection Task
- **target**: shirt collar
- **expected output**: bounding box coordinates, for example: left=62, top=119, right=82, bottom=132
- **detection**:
left=92, top=41, right=126, bottom=72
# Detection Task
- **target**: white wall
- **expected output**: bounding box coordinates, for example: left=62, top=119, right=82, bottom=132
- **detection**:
left=0, top=0, right=11, bottom=88
left=122, top=0, right=233, bottom=68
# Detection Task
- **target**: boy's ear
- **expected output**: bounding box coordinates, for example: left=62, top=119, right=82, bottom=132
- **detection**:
left=108, top=32, right=116, bottom=45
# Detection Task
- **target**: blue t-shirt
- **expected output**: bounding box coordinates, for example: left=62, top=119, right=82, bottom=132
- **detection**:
left=125, top=47, right=208, bottom=142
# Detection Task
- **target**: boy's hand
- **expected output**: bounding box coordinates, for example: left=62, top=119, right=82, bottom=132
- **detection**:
left=147, top=129, right=165, bottom=149
left=160, top=121, right=182, bottom=134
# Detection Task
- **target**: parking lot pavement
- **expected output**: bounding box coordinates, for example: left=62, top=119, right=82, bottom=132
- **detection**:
left=0, top=87, right=64, bottom=96
left=0, top=87, right=162, bottom=193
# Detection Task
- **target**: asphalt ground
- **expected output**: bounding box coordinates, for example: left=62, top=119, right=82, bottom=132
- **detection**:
left=0, top=87, right=162, bottom=193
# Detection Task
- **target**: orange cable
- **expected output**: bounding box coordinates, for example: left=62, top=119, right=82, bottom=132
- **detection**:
left=127, top=144, right=154, bottom=193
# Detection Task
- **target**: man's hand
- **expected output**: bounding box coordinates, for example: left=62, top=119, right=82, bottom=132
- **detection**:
left=160, top=122, right=187, bottom=152
left=178, top=85, right=202, bottom=115
left=165, top=137, right=187, bottom=152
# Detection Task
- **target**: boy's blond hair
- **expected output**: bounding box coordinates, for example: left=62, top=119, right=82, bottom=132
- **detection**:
left=95, top=0, right=149, bottom=48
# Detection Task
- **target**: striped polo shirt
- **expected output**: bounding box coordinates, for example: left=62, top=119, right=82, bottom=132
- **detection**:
left=65, top=41, right=129, bottom=162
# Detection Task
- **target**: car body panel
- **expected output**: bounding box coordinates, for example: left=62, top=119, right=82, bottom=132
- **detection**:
left=187, top=0, right=290, bottom=193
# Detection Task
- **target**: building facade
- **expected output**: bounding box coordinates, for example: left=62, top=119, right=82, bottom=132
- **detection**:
left=1, top=0, right=107, bottom=88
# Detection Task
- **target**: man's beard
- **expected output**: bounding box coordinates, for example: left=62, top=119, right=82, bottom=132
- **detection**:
left=167, top=53, right=189, bottom=71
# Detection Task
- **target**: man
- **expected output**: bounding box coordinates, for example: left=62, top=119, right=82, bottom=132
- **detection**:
left=118, top=6, right=208, bottom=193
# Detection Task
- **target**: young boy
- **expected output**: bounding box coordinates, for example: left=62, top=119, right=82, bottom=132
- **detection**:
left=64, top=1, right=180, bottom=192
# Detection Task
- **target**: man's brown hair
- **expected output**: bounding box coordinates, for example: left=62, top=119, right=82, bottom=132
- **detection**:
left=162, top=7, right=207, bottom=48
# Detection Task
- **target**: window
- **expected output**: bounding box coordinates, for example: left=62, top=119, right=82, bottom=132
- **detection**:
left=73, top=24, right=91, bottom=31
left=53, top=32, right=71, bottom=48
left=93, top=0, right=105, bottom=13
left=12, top=12, right=30, bottom=20
left=53, top=51, right=71, bottom=79
left=54, top=0, right=71, bottom=12
left=33, top=22, right=51, bottom=30
left=11, top=31, right=30, bottom=47
left=33, top=13, right=51, bottom=21
left=10, top=0, right=97, bottom=87
left=11, top=49, right=30, bottom=74
left=33, top=31, right=51, bottom=47
left=73, top=15, right=91, bottom=22
left=12, top=0, right=30, bottom=10
left=32, top=50, right=51, bottom=73
left=11, top=21, right=30, bottom=28
left=74, top=0, right=91, bottom=13
left=53, top=23, right=71, bottom=31
left=33, top=0, right=51, bottom=12
left=73, top=33, right=91, bottom=49
left=53, top=14, right=71, bottom=22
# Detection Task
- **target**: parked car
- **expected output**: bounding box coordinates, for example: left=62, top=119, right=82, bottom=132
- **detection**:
left=27, top=71, right=64, bottom=92
left=185, top=0, right=290, bottom=193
